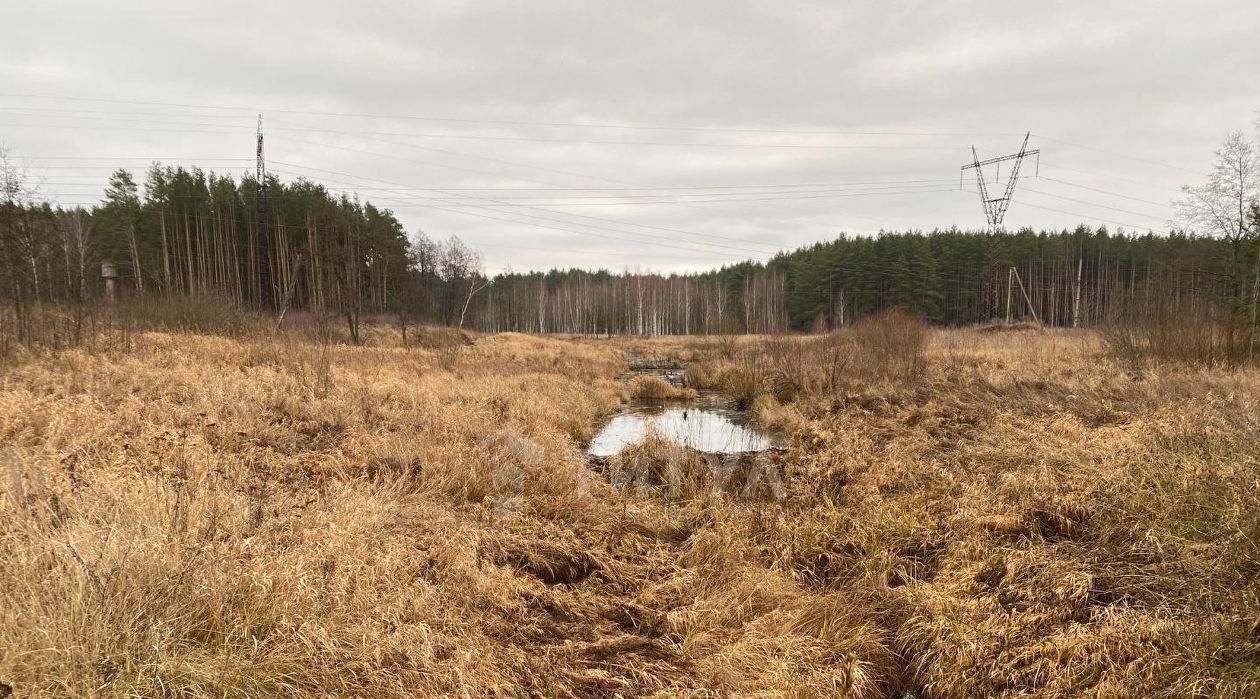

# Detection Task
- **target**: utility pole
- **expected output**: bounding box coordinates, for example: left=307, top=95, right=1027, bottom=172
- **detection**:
left=961, top=132, right=1040, bottom=233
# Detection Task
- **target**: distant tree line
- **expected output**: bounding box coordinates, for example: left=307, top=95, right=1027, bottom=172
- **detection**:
left=462, top=226, right=1245, bottom=334
left=1, top=160, right=419, bottom=333
left=1, top=129, right=1256, bottom=342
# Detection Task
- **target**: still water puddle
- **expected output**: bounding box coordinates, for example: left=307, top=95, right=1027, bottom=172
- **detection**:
left=587, top=365, right=776, bottom=457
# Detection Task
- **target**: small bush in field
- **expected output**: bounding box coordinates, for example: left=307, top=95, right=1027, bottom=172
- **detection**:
left=121, top=293, right=251, bottom=336
left=852, top=308, right=928, bottom=382
left=1105, top=312, right=1257, bottom=367
left=719, top=364, right=763, bottom=409
left=414, top=325, right=471, bottom=350
left=763, top=333, right=851, bottom=400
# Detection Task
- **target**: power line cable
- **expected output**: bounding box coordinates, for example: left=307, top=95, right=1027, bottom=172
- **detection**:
left=1019, top=186, right=1170, bottom=222
left=271, top=130, right=893, bottom=230
left=1031, top=134, right=1199, bottom=175
left=2, top=108, right=978, bottom=149
left=264, top=121, right=972, bottom=150
left=13, top=156, right=253, bottom=162
left=0, top=121, right=252, bottom=136
left=1001, top=197, right=1161, bottom=231
left=1036, top=175, right=1175, bottom=208
left=0, top=91, right=1021, bottom=138
left=20, top=195, right=736, bottom=266
left=360, top=185, right=964, bottom=208
left=270, top=157, right=788, bottom=254
left=1037, top=161, right=1184, bottom=195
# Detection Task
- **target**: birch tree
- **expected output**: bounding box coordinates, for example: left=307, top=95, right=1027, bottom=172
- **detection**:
left=1175, top=131, right=1258, bottom=314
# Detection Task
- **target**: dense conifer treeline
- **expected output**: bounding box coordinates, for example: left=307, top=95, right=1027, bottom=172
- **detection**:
left=2, top=159, right=1256, bottom=340
left=470, top=227, right=1243, bottom=333
left=4, top=166, right=412, bottom=314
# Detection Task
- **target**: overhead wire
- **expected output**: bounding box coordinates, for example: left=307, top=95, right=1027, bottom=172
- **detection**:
left=5, top=100, right=1201, bottom=259
left=265, top=161, right=785, bottom=257
left=1037, top=175, right=1176, bottom=208
left=0, top=91, right=1020, bottom=138
left=1037, top=161, right=1185, bottom=195
left=1031, top=134, right=1201, bottom=175
left=270, top=131, right=890, bottom=240
left=0, top=101, right=988, bottom=149
left=269, top=155, right=788, bottom=255
left=1018, top=186, right=1170, bottom=223
left=19, top=152, right=784, bottom=260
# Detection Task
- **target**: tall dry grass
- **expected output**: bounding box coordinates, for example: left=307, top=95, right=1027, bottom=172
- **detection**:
left=1100, top=287, right=1260, bottom=367
left=626, top=374, right=696, bottom=400
left=610, top=323, right=1260, bottom=697
left=710, top=328, right=1258, bottom=698
left=1105, top=312, right=1258, bottom=367
left=2, top=320, right=1257, bottom=697
left=1, top=325, right=906, bottom=697
left=684, top=308, right=929, bottom=410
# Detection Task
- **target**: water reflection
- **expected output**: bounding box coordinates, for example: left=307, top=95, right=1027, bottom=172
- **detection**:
left=588, top=394, right=774, bottom=457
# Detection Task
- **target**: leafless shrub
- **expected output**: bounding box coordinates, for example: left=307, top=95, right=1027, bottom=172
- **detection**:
left=1104, top=302, right=1257, bottom=367
left=437, top=345, right=460, bottom=371
left=413, top=325, right=470, bottom=350
left=118, top=292, right=251, bottom=337
left=687, top=332, right=851, bottom=405
left=712, top=320, right=742, bottom=359
left=764, top=333, right=851, bottom=400
left=851, top=308, right=928, bottom=382
left=717, top=360, right=767, bottom=409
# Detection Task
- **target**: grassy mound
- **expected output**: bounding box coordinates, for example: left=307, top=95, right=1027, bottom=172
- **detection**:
left=627, top=374, right=697, bottom=400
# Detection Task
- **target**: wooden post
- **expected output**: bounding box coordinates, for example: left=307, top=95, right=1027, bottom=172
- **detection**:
left=1005, top=266, right=1014, bottom=325
left=275, top=252, right=306, bottom=331
left=1012, top=266, right=1041, bottom=326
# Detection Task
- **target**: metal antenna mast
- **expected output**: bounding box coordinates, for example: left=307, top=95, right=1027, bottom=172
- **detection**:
left=960, top=131, right=1039, bottom=232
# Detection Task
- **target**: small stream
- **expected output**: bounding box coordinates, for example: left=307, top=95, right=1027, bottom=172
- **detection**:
left=587, top=359, right=778, bottom=458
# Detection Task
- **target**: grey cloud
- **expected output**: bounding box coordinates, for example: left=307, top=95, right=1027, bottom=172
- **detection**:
left=3, top=0, right=1258, bottom=274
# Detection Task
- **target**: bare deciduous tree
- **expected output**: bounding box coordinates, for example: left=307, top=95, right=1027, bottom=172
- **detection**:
left=1175, top=131, right=1257, bottom=257
left=1175, top=132, right=1259, bottom=333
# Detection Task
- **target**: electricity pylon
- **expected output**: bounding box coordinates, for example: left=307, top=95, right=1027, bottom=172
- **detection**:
left=961, top=132, right=1040, bottom=232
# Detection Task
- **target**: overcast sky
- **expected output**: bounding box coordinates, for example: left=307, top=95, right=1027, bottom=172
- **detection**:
left=2, top=1, right=1257, bottom=273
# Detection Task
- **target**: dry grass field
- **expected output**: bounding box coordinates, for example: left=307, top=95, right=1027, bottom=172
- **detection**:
left=1, top=318, right=1258, bottom=698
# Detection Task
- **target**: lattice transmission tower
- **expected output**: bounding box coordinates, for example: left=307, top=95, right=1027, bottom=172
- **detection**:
left=960, top=132, right=1040, bottom=232
left=256, top=114, right=268, bottom=223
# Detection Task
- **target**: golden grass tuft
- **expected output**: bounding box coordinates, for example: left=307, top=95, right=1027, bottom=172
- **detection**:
left=626, top=374, right=697, bottom=400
